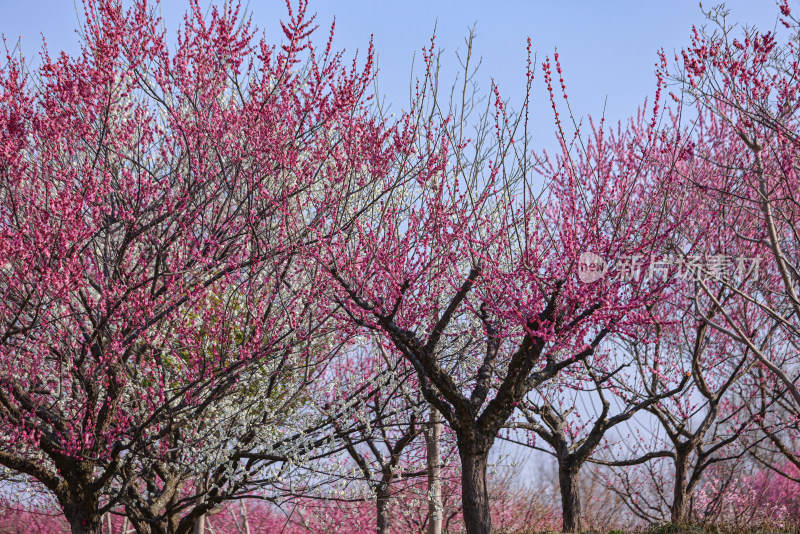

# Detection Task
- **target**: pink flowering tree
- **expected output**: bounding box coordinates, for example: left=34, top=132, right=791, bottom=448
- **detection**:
left=692, top=457, right=800, bottom=527
left=664, top=1, right=800, bottom=466
left=506, top=335, right=687, bottom=531
left=593, top=228, right=776, bottom=525
left=744, top=359, right=800, bottom=485
left=596, top=312, right=768, bottom=524
left=499, top=104, right=702, bottom=533
left=631, top=5, right=800, bottom=513
left=309, top=30, right=688, bottom=532
left=0, top=0, right=411, bottom=532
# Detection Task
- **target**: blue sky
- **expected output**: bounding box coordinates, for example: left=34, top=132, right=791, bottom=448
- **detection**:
left=1, top=1, right=782, bottom=153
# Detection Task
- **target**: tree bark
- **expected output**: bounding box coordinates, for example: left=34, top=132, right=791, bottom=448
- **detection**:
left=376, top=483, right=391, bottom=534
left=426, top=408, right=443, bottom=534
left=63, top=499, right=102, bottom=534
left=671, top=452, right=690, bottom=524
left=240, top=500, right=251, bottom=534
left=192, top=514, right=205, bottom=534
left=459, top=442, right=491, bottom=534
left=558, top=460, right=582, bottom=533
left=190, top=491, right=207, bottom=534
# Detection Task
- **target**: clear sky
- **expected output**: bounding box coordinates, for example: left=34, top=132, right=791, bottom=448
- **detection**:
left=0, top=0, right=783, bottom=153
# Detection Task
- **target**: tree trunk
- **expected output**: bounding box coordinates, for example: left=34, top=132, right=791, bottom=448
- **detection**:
left=121, top=508, right=159, bottom=534
left=426, top=408, right=443, bottom=534
left=240, top=500, right=251, bottom=534
left=56, top=463, right=102, bottom=534
left=459, top=443, right=491, bottom=534
left=558, top=460, right=582, bottom=533
left=192, top=493, right=206, bottom=534
left=376, top=483, right=391, bottom=534
left=63, top=500, right=102, bottom=534
left=671, top=453, right=690, bottom=524
left=192, top=514, right=205, bottom=534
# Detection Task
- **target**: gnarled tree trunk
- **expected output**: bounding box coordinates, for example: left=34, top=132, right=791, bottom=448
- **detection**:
left=56, top=462, right=102, bottom=534
left=62, top=494, right=101, bottom=534
left=671, top=452, right=690, bottom=524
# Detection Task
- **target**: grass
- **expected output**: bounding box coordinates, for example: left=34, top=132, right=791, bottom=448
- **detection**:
left=488, top=524, right=800, bottom=534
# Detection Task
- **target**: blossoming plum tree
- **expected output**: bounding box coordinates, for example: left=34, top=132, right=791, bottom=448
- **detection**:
left=0, top=1, right=409, bottom=532
left=312, top=36, right=689, bottom=533
left=662, top=0, right=800, bottom=489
